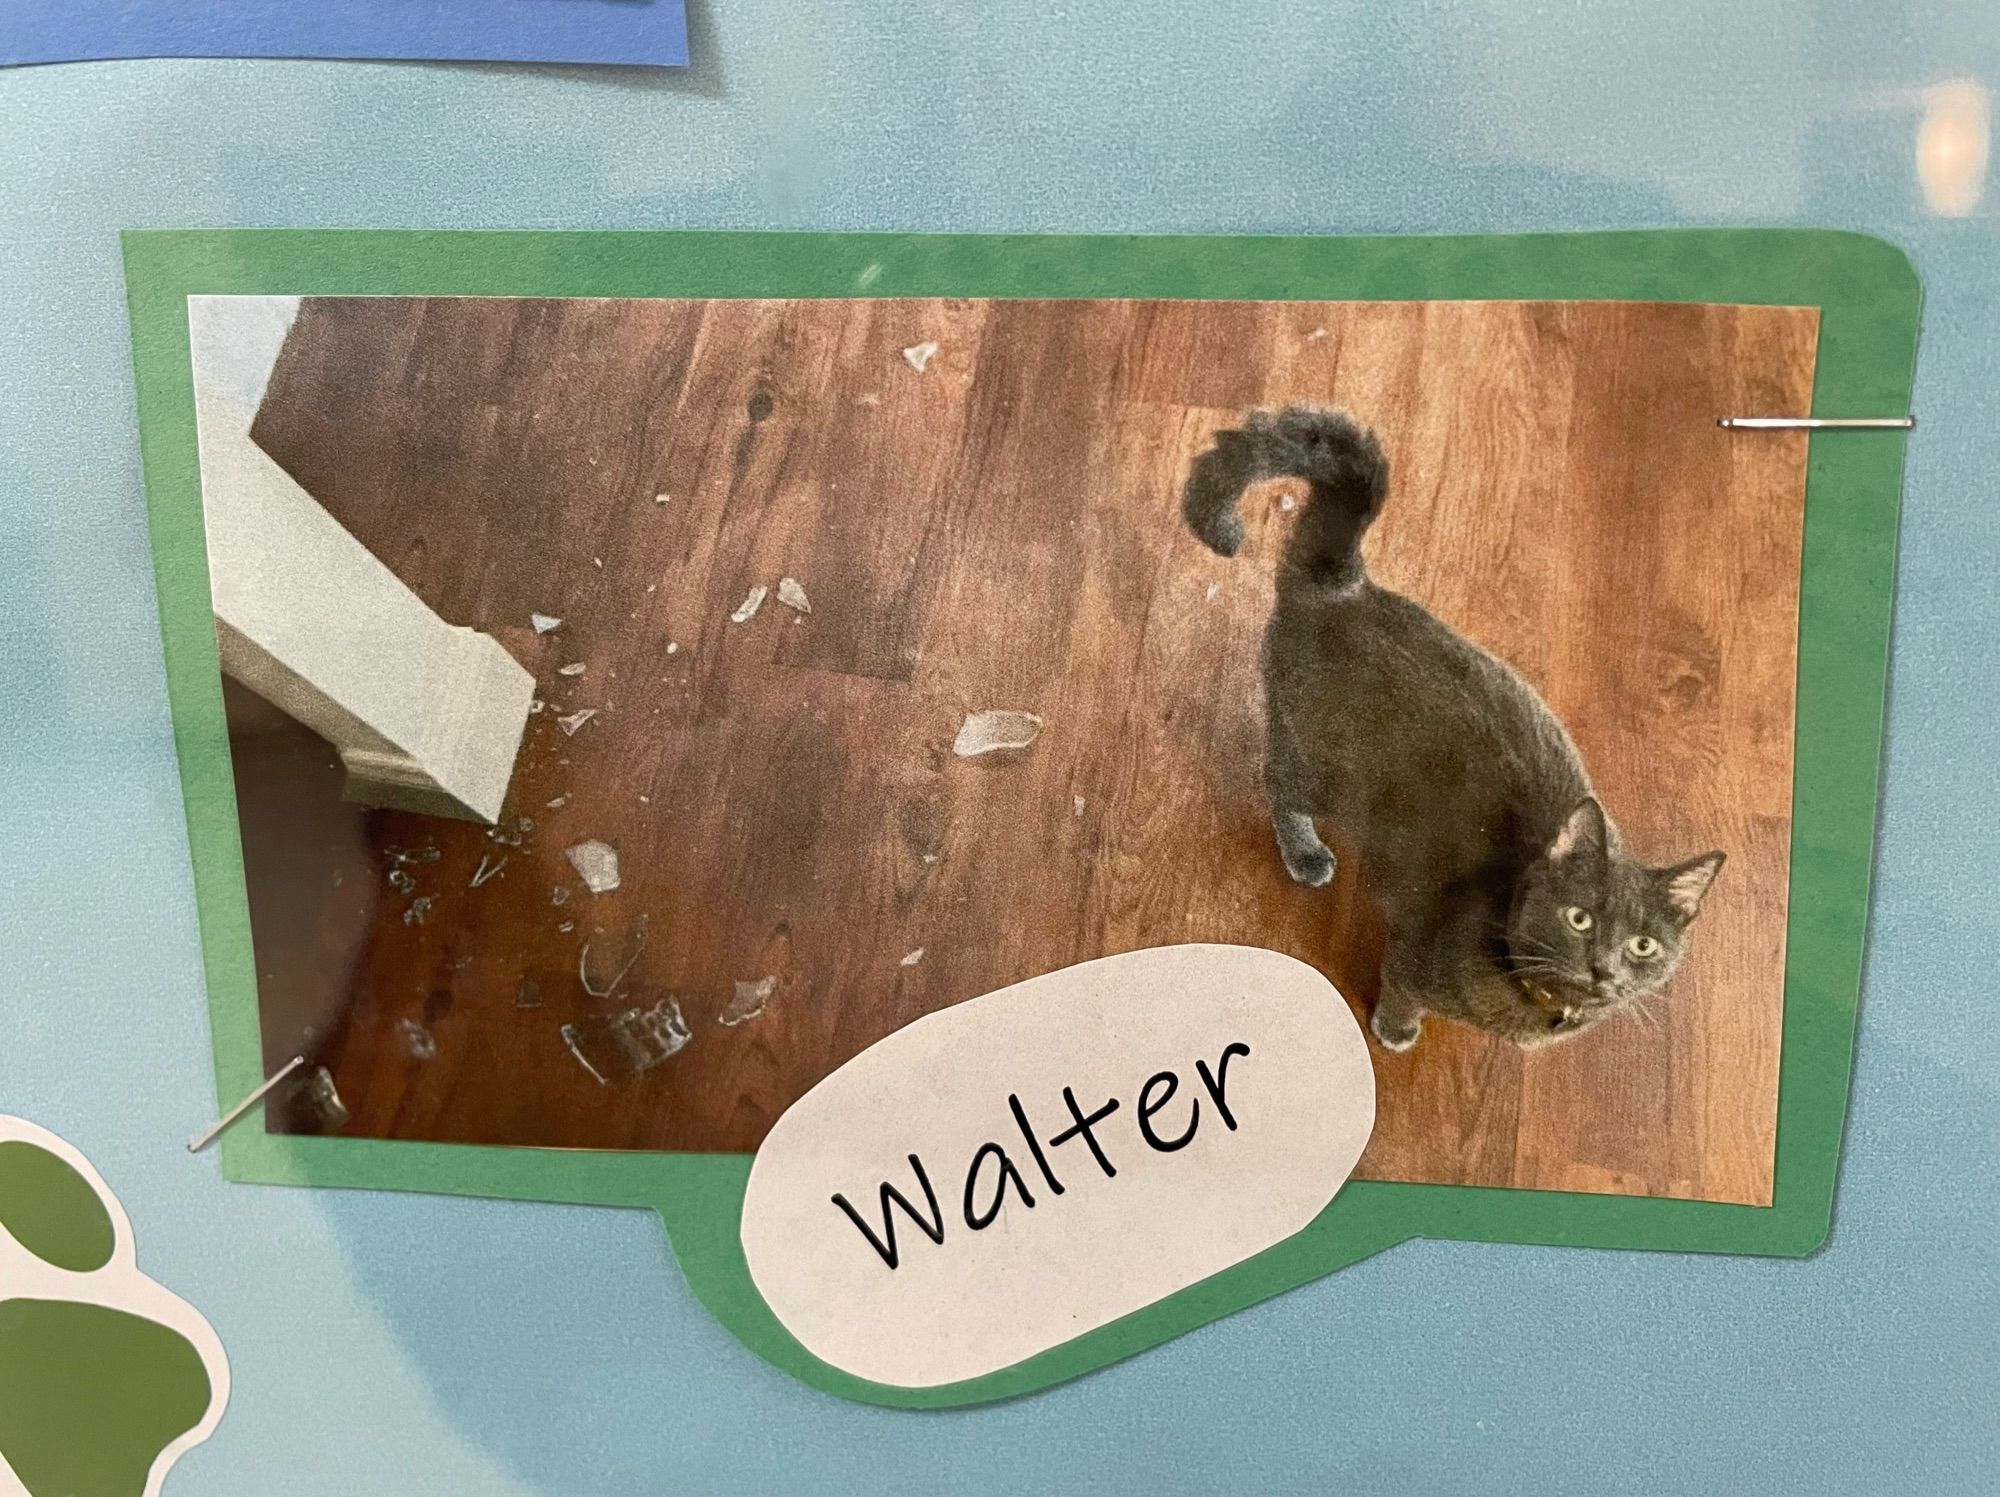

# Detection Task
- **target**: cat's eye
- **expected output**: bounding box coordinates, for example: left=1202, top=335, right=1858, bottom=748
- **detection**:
left=1627, top=934, right=1661, bottom=960
left=1562, top=906, right=1593, bottom=933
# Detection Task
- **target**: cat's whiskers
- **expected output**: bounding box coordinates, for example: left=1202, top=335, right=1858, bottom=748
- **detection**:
left=1624, top=997, right=1663, bottom=1034
left=1498, top=950, right=1565, bottom=966
left=1479, top=957, right=1566, bottom=983
left=1487, top=920, right=1564, bottom=954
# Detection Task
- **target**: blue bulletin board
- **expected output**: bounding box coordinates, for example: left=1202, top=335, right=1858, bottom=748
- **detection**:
left=0, top=2, right=1995, bottom=1492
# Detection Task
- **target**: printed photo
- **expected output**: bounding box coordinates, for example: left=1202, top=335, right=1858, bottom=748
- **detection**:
left=191, top=290, right=1816, bottom=1204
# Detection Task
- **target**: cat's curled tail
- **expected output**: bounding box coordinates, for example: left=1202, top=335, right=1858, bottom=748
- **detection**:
left=1181, top=405, right=1388, bottom=591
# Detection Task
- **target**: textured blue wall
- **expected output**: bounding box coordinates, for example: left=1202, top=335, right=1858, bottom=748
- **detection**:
left=1, top=3, right=1995, bottom=1492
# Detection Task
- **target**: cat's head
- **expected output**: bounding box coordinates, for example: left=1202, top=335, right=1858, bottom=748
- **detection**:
left=1507, top=798, right=1723, bottom=1015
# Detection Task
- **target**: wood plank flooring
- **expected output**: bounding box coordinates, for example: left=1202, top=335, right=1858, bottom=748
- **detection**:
left=232, top=293, right=1816, bottom=1203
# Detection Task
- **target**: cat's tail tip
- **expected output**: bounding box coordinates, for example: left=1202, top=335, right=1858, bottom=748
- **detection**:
left=1181, top=428, right=1254, bottom=557
left=1181, top=405, right=1388, bottom=569
left=1199, top=513, right=1246, bottom=558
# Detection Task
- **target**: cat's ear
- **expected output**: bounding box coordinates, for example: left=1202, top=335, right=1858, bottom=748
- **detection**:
left=1547, top=798, right=1608, bottom=865
left=1657, top=852, right=1725, bottom=921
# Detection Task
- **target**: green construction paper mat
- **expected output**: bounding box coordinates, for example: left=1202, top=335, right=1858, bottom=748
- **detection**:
left=121, top=228, right=1920, bottom=1407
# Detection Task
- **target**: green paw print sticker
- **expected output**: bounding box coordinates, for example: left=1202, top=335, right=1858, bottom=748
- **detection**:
left=0, top=1118, right=227, bottom=1497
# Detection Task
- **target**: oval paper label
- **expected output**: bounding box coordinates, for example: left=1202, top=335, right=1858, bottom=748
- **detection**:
left=739, top=944, right=1375, bottom=1388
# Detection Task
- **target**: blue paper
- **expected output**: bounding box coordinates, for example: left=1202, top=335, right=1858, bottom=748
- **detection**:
left=1, top=0, right=687, bottom=68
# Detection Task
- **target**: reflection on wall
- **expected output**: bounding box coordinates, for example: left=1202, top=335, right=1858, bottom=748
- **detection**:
left=1919, top=79, right=1990, bottom=216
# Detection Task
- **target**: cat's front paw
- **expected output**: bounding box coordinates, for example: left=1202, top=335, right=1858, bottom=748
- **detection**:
left=1281, top=845, right=1336, bottom=888
left=1370, top=1006, right=1421, bottom=1052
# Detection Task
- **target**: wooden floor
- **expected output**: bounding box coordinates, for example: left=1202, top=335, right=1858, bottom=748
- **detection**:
left=232, top=293, right=1815, bottom=1204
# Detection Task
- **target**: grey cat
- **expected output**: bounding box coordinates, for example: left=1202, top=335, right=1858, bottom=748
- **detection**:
left=1182, top=405, right=1724, bottom=1050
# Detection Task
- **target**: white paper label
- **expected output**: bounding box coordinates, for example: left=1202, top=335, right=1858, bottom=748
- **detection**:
left=739, top=944, right=1375, bottom=1388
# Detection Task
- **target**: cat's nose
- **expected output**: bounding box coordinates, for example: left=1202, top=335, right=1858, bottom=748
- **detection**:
left=1590, top=959, right=1615, bottom=985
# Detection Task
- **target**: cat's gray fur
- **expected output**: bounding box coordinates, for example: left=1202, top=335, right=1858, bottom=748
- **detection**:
left=1183, top=405, right=1724, bottom=1050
